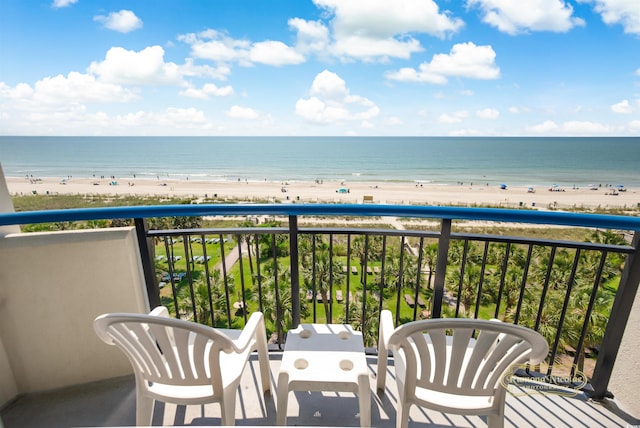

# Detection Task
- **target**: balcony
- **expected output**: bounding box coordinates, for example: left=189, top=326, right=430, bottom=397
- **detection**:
left=2, top=356, right=638, bottom=427
left=0, top=176, right=639, bottom=426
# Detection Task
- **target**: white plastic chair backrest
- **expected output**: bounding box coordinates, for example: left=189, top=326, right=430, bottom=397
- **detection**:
left=388, top=318, right=548, bottom=397
left=94, top=313, right=238, bottom=393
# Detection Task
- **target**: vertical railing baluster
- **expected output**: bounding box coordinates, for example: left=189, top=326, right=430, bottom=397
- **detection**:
left=183, top=235, right=197, bottom=323
left=329, top=233, right=334, bottom=323
left=134, top=218, right=160, bottom=309
left=312, top=234, right=317, bottom=323
left=289, top=215, right=300, bottom=328
left=237, top=233, right=247, bottom=324
left=413, top=237, right=425, bottom=320
left=272, top=233, right=282, bottom=347
left=202, top=234, right=215, bottom=327
left=433, top=219, right=452, bottom=319
left=514, top=244, right=535, bottom=325
left=219, top=233, right=232, bottom=328
left=474, top=241, right=490, bottom=319
left=494, top=242, right=511, bottom=318
left=533, top=246, right=555, bottom=330
left=378, top=235, right=387, bottom=320
left=362, top=235, right=369, bottom=327
left=572, top=250, right=608, bottom=380
left=455, top=240, right=469, bottom=318
left=165, top=237, right=179, bottom=318
left=346, top=234, right=352, bottom=324
left=255, top=233, right=263, bottom=314
left=394, top=235, right=405, bottom=326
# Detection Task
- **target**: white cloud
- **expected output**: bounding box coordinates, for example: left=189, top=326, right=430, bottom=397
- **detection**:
left=386, top=42, right=500, bottom=84
left=249, top=41, right=306, bottom=65
left=528, top=120, right=559, bottom=133
left=52, top=0, right=77, bottom=8
left=227, top=105, right=260, bottom=120
left=88, top=46, right=184, bottom=85
left=179, top=30, right=252, bottom=65
left=467, top=0, right=585, bottom=35
left=311, top=0, right=463, bottom=61
left=0, top=72, right=137, bottom=105
left=180, top=30, right=304, bottom=66
left=289, top=18, right=330, bottom=55
left=611, top=99, right=634, bottom=114
left=581, top=0, right=640, bottom=34
left=180, top=83, right=233, bottom=99
left=438, top=111, right=469, bottom=123
left=476, top=108, right=500, bottom=119
left=179, top=59, right=231, bottom=81
left=561, top=121, right=612, bottom=134
left=296, top=70, right=380, bottom=124
left=94, top=10, right=143, bottom=33
left=527, top=120, right=613, bottom=134
left=315, top=0, right=463, bottom=38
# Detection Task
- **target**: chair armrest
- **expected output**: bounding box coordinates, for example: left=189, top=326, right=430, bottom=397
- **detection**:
left=233, top=312, right=266, bottom=353
left=149, top=306, right=170, bottom=318
left=376, top=309, right=395, bottom=392
left=379, top=310, right=394, bottom=351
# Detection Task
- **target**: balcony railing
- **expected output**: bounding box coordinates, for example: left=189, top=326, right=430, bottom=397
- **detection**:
left=2, top=204, right=639, bottom=403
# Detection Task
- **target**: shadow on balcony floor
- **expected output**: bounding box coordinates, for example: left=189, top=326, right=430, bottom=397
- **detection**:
left=2, top=356, right=637, bottom=427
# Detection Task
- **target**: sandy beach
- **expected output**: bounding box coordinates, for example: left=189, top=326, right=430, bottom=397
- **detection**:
left=6, top=176, right=639, bottom=211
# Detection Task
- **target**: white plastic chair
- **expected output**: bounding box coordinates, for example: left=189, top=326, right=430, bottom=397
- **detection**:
left=94, top=306, right=270, bottom=426
left=377, top=310, right=548, bottom=428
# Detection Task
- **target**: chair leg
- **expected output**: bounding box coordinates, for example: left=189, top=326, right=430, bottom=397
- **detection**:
left=487, top=414, right=504, bottom=428
left=135, top=392, right=154, bottom=426
left=257, top=334, right=271, bottom=394
left=221, top=386, right=238, bottom=426
left=276, top=373, right=289, bottom=426
left=396, top=400, right=410, bottom=428
left=376, top=355, right=388, bottom=392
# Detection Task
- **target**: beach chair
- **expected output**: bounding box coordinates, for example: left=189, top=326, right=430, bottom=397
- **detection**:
left=351, top=266, right=358, bottom=275
left=336, top=290, right=344, bottom=303
left=376, top=310, right=548, bottom=428
left=93, top=306, right=270, bottom=426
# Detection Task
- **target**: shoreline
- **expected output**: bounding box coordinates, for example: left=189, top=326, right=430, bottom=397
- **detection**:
left=6, top=176, right=639, bottom=211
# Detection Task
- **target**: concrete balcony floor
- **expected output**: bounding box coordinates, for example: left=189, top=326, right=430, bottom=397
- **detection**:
left=2, top=354, right=637, bottom=428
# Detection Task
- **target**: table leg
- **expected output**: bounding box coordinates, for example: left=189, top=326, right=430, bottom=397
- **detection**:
left=276, top=372, right=289, bottom=425
left=358, top=373, right=371, bottom=427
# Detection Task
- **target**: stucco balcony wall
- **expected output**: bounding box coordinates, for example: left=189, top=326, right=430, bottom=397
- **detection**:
left=0, top=227, right=149, bottom=406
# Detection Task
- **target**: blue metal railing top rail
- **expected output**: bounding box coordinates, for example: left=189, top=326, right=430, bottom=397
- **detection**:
left=2, top=203, right=640, bottom=230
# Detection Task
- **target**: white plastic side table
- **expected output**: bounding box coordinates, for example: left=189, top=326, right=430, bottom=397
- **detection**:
left=276, top=324, right=371, bottom=426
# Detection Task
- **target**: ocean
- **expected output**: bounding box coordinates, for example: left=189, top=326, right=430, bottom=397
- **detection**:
left=0, top=136, right=639, bottom=187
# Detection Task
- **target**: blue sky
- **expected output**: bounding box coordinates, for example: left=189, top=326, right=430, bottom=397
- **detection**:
left=0, top=0, right=639, bottom=136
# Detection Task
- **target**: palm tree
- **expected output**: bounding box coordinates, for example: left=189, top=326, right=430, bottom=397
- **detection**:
left=339, top=291, right=380, bottom=347
left=300, top=237, right=345, bottom=323
left=259, top=261, right=309, bottom=340
left=177, top=270, right=233, bottom=328
left=236, top=219, right=257, bottom=280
